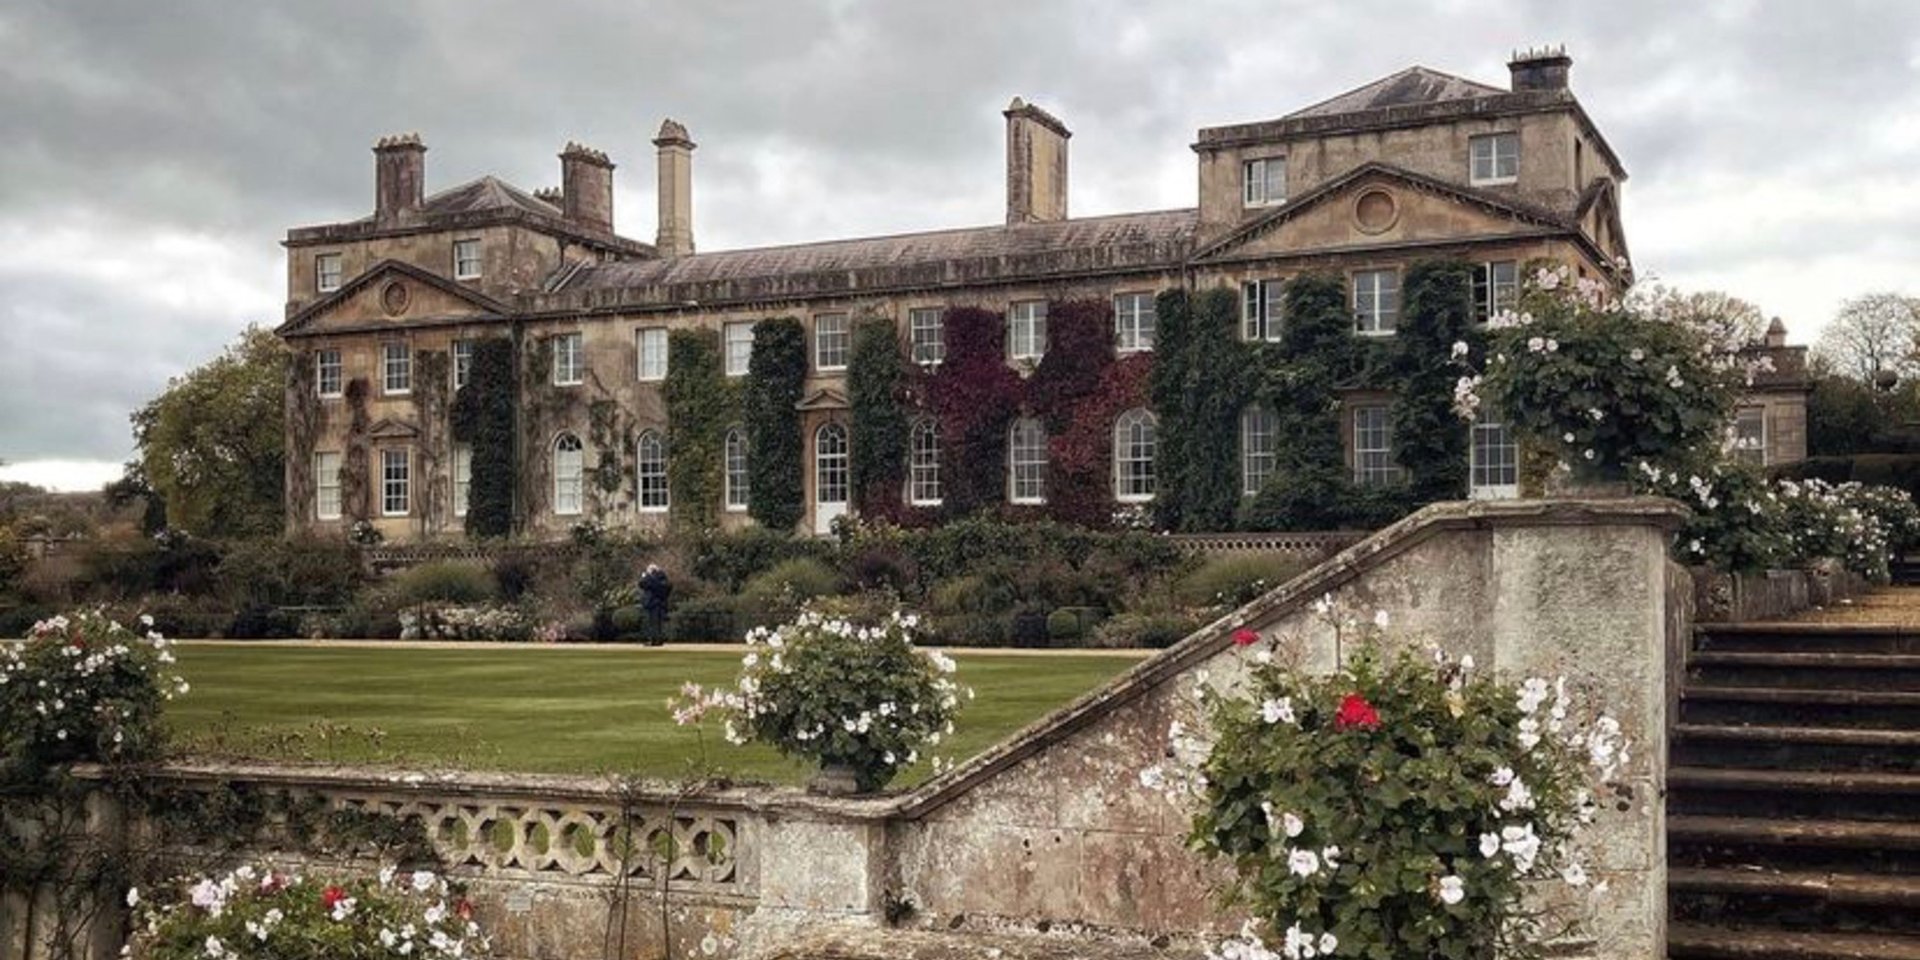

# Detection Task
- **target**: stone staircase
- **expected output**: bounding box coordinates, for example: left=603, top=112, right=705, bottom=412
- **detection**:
left=1670, top=622, right=1920, bottom=959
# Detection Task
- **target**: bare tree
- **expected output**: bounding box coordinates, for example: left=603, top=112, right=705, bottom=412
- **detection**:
left=1813, top=292, right=1920, bottom=384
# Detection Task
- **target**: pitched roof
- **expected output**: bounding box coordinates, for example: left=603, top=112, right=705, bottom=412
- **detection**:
left=553, top=208, right=1197, bottom=294
left=1284, top=66, right=1508, bottom=120
left=277, top=258, right=513, bottom=335
left=418, top=175, right=563, bottom=218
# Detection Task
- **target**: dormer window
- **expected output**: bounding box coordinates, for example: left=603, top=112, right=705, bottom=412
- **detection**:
left=1470, top=133, right=1519, bottom=185
left=1243, top=156, right=1287, bottom=207
left=315, top=254, right=343, bottom=293
left=453, top=239, right=482, bottom=280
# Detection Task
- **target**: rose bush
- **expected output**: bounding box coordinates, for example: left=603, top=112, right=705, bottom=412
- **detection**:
left=131, top=864, right=486, bottom=960
left=1635, top=461, right=1918, bottom=579
left=676, top=601, right=971, bottom=792
left=1152, top=609, right=1624, bottom=960
left=0, top=609, right=186, bottom=776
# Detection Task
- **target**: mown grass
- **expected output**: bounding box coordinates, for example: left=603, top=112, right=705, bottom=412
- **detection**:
left=166, top=644, right=1139, bottom=785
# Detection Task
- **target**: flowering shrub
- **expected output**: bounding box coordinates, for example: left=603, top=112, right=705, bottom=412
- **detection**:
left=1776, top=478, right=1898, bottom=581
left=132, top=864, right=487, bottom=960
left=677, top=603, right=971, bottom=791
left=1460, top=264, right=1757, bottom=477
left=396, top=603, right=538, bottom=642
left=1153, top=610, right=1623, bottom=960
left=1637, top=461, right=1918, bottom=579
left=0, top=609, right=185, bottom=775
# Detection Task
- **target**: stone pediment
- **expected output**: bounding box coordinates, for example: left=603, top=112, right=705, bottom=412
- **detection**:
left=367, top=417, right=422, bottom=441
left=1191, top=162, right=1575, bottom=264
left=795, top=388, right=849, bottom=412
left=278, top=259, right=512, bottom=337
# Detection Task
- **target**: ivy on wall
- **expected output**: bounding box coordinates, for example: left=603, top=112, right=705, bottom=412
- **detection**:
left=284, top=349, right=321, bottom=534
left=1148, top=291, right=1195, bottom=532
left=1394, top=260, right=1476, bottom=503
left=849, top=314, right=910, bottom=521
left=664, top=328, right=730, bottom=534
left=588, top=398, right=632, bottom=518
left=746, top=317, right=807, bottom=531
left=450, top=337, right=516, bottom=539
left=1031, top=300, right=1124, bottom=526
left=1152, top=288, right=1245, bottom=532
left=928, top=307, right=1023, bottom=516
left=412, top=350, right=451, bottom=531
left=340, top=377, right=372, bottom=524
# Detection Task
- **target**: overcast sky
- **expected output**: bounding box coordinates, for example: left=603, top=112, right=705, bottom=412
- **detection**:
left=2, top=0, right=1917, bottom=490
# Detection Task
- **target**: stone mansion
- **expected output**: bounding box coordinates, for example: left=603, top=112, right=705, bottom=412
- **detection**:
left=277, top=48, right=1807, bottom=542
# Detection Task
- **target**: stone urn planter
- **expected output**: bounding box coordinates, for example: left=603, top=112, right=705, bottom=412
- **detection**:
left=808, top=761, right=864, bottom=796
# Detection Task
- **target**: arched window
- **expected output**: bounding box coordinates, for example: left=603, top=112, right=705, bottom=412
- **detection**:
left=724, top=428, right=750, bottom=511
left=908, top=419, right=942, bottom=506
left=816, top=422, right=849, bottom=506
left=636, top=430, right=669, bottom=512
left=1008, top=417, right=1047, bottom=505
left=553, top=433, right=585, bottom=515
left=1113, top=408, right=1157, bottom=502
left=1241, top=404, right=1277, bottom=496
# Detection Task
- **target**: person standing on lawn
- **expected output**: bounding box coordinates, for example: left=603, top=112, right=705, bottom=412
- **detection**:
left=638, top=563, right=671, bottom=645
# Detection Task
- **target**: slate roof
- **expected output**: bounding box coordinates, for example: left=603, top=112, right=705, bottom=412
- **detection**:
left=553, top=208, right=1198, bottom=293
left=413, top=175, right=563, bottom=218
left=1284, top=66, right=1508, bottom=120
left=285, top=174, right=651, bottom=254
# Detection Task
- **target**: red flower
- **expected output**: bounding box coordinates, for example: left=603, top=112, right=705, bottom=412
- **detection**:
left=455, top=898, right=475, bottom=921
left=321, top=885, right=347, bottom=908
left=1334, top=694, right=1381, bottom=730
left=1231, top=628, right=1260, bottom=647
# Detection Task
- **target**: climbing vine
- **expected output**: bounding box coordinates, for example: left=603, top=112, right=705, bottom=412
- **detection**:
left=1393, top=260, right=1475, bottom=503
left=340, top=377, right=372, bottom=525
left=1148, top=290, right=1195, bottom=531
left=450, top=337, right=516, bottom=539
left=746, top=317, right=807, bottom=532
left=849, top=314, right=910, bottom=521
left=412, top=350, right=451, bottom=530
left=928, top=307, right=1022, bottom=516
left=1154, top=288, right=1245, bottom=532
left=284, top=349, right=322, bottom=534
left=664, top=328, right=730, bottom=533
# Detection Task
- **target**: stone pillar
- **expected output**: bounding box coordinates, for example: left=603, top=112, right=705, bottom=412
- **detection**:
left=559, top=142, right=615, bottom=233
left=653, top=119, right=696, bottom=257
left=1003, top=98, right=1070, bottom=224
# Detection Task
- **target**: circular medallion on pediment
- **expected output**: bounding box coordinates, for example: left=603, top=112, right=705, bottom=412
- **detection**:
left=1353, top=189, right=1399, bottom=234
left=381, top=281, right=410, bottom=317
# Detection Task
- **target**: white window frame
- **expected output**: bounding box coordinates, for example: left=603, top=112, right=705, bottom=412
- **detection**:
left=316, top=349, right=343, bottom=398
left=1732, top=407, right=1769, bottom=466
left=814, top=312, right=850, bottom=372
left=1469, top=408, right=1519, bottom=499
left=636, top=327, right=668, bottom=381
left=315, top=451, right=342, bottom=520
left=724, top=428, right=750, bottom=511
left=453, top=238, right=483, bottom=280
left=1114, top=292, right=1157, bottom=353
left=910, top=307, right=946, bottom=366
left=1352, top=405, right=1398, bottom=488
left=1113, top=408, right=1157, bottom=503
left=636, top=430, right=670, bottom=512
left=452, top=445, right=472, bottom=517
left=553, top=433, right=585, bottom=516
left=553, top=332, right=585, bottom=386
left=1243, top=156, right=1287, bottom=207
left=451, top=340, right=473, bottom=390
left=1474, top=261, right=1519, bottom=322
left=315, top=253, right=343, bottom=293
left=815, top=422, right=850, bottom=507
left=1242, top=279, right=1285, bottom=342
left=724, top=322, right=754, bottom=377
left=380, top=447, right=411, bottom=517
left=1008, top=417, right=1047, bottom=505
left=908, top=418, right=942, bottom=507
left=1009, top=301, right=1048, bottom=362
left=1470, top=132, right=1520, bottom=186
left=381, top=342, right=412, bottom=395
left=1241, top=404, right=1277, bottom=496
left=1353, top=269, right=1401, bottom=336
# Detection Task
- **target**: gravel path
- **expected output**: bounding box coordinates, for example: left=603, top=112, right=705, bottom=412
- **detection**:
left=1787, top=586, right=1920, bottom=626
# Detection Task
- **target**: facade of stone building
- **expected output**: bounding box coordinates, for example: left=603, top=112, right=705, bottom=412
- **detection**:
left=277, top=49, right=1806, bottom=542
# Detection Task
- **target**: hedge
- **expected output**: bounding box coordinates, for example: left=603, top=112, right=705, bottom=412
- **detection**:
left=746, top=317, right=807, bottom=531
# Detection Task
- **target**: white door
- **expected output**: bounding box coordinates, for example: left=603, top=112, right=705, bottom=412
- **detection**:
left=814, top=422, right=850, bottom=535
left=1469, top=410, right=1519, bottom=500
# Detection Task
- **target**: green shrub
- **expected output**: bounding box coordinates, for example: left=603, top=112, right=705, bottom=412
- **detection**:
left=925, top=574, right=1013, bottom=617
left=1009, top=608, right=1051, bottom=648
left=1091, top=611, right=1199, bottom=649
left=1175, top=554, right=1308, bottom=610
left=739, top=557, right=843, bottom=616
left=690, top=527, right=830, bottom=591
left=669, top=595, right=741, bottom=642
left=216, top=537, right=365, bottom=610
left=1046, top=606, right=1103, bottom=643
left=390, top=561, right=494, bottom=606
left=927, top=612, right=1008, bottom=647
left=609, top=605, right=647, bottom=638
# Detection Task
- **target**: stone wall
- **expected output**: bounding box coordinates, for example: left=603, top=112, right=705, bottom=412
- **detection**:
left=13, top=498, right=1687, bottom=960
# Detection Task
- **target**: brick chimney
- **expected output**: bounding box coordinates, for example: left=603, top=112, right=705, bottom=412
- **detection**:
left=1509, top=45, right=1573, bottom=92
left=653, top=119, right=696, bottom=258
left=1003, top=98, right=1070, bottom=224
left=560, top=142, right=615, bottom=233
left=373, top=133, right=427, bottom=223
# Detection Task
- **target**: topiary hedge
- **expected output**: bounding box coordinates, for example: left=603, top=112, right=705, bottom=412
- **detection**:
left=849, top=314, right=909, bottom=520
left=746, top=317, right=807, bottom=531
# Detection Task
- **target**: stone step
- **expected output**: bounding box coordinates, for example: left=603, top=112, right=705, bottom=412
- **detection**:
left=1695, top=625, right=1920, bottom=656
left=1680, top=686, right=1920, bottom=730
left=1671, top=867, right=1920, bottom=936
left=1672, top=816, right=1920, bottom=876
left=1670, top=924, right=1920, bottom=960
left=1670, top=767, right=1920, bottom=822
left=1688, top=652, right=1920, bottom=692
left=1672, top=724, right=1920, bottom=772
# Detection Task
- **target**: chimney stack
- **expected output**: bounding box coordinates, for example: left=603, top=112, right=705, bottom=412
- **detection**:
left=1765, top=317, right=1789, bottom=348
left=1508, top=45, right=1573, bottom=92
left=559, top=142, right=615, bottom=233
left=653, top=119, right=696, bottom=258
left=1003, top=98, right=1070, bottom=224
left=373, top=133, right=427, bottom=223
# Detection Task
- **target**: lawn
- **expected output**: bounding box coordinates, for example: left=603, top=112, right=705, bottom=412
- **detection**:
left=166, top=643, right=1142, bottom=785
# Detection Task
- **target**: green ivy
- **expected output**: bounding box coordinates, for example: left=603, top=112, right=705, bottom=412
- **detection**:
left=1173, top=288, right=1246, bottom=532
left=1148, top=290, right=1195, bottom=531
left=664, top=328, right=730, bottom=534
left=848, top=315, right=909, bottom=519
left=1394, top=260, right=1476, bottom=503
left=451, top=337, right=516, bottom=539
left=1245, top=273, right=1360, bottom=530
left=746, top=317, right=808, bottom=531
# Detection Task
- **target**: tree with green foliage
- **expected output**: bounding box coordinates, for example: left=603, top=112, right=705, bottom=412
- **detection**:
left=848, top=315, right=909, bottom=518
left=132, top=325, right=286, bottom=537
left=1393, top=259, right=1475, bottom=502
left=450, top=337, right=517, bottom=538
left=746, top=317, right=808, bottom=531
left=664, top=328, right=729, bottom=533
left=104, top=460, right=168, bottom=534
